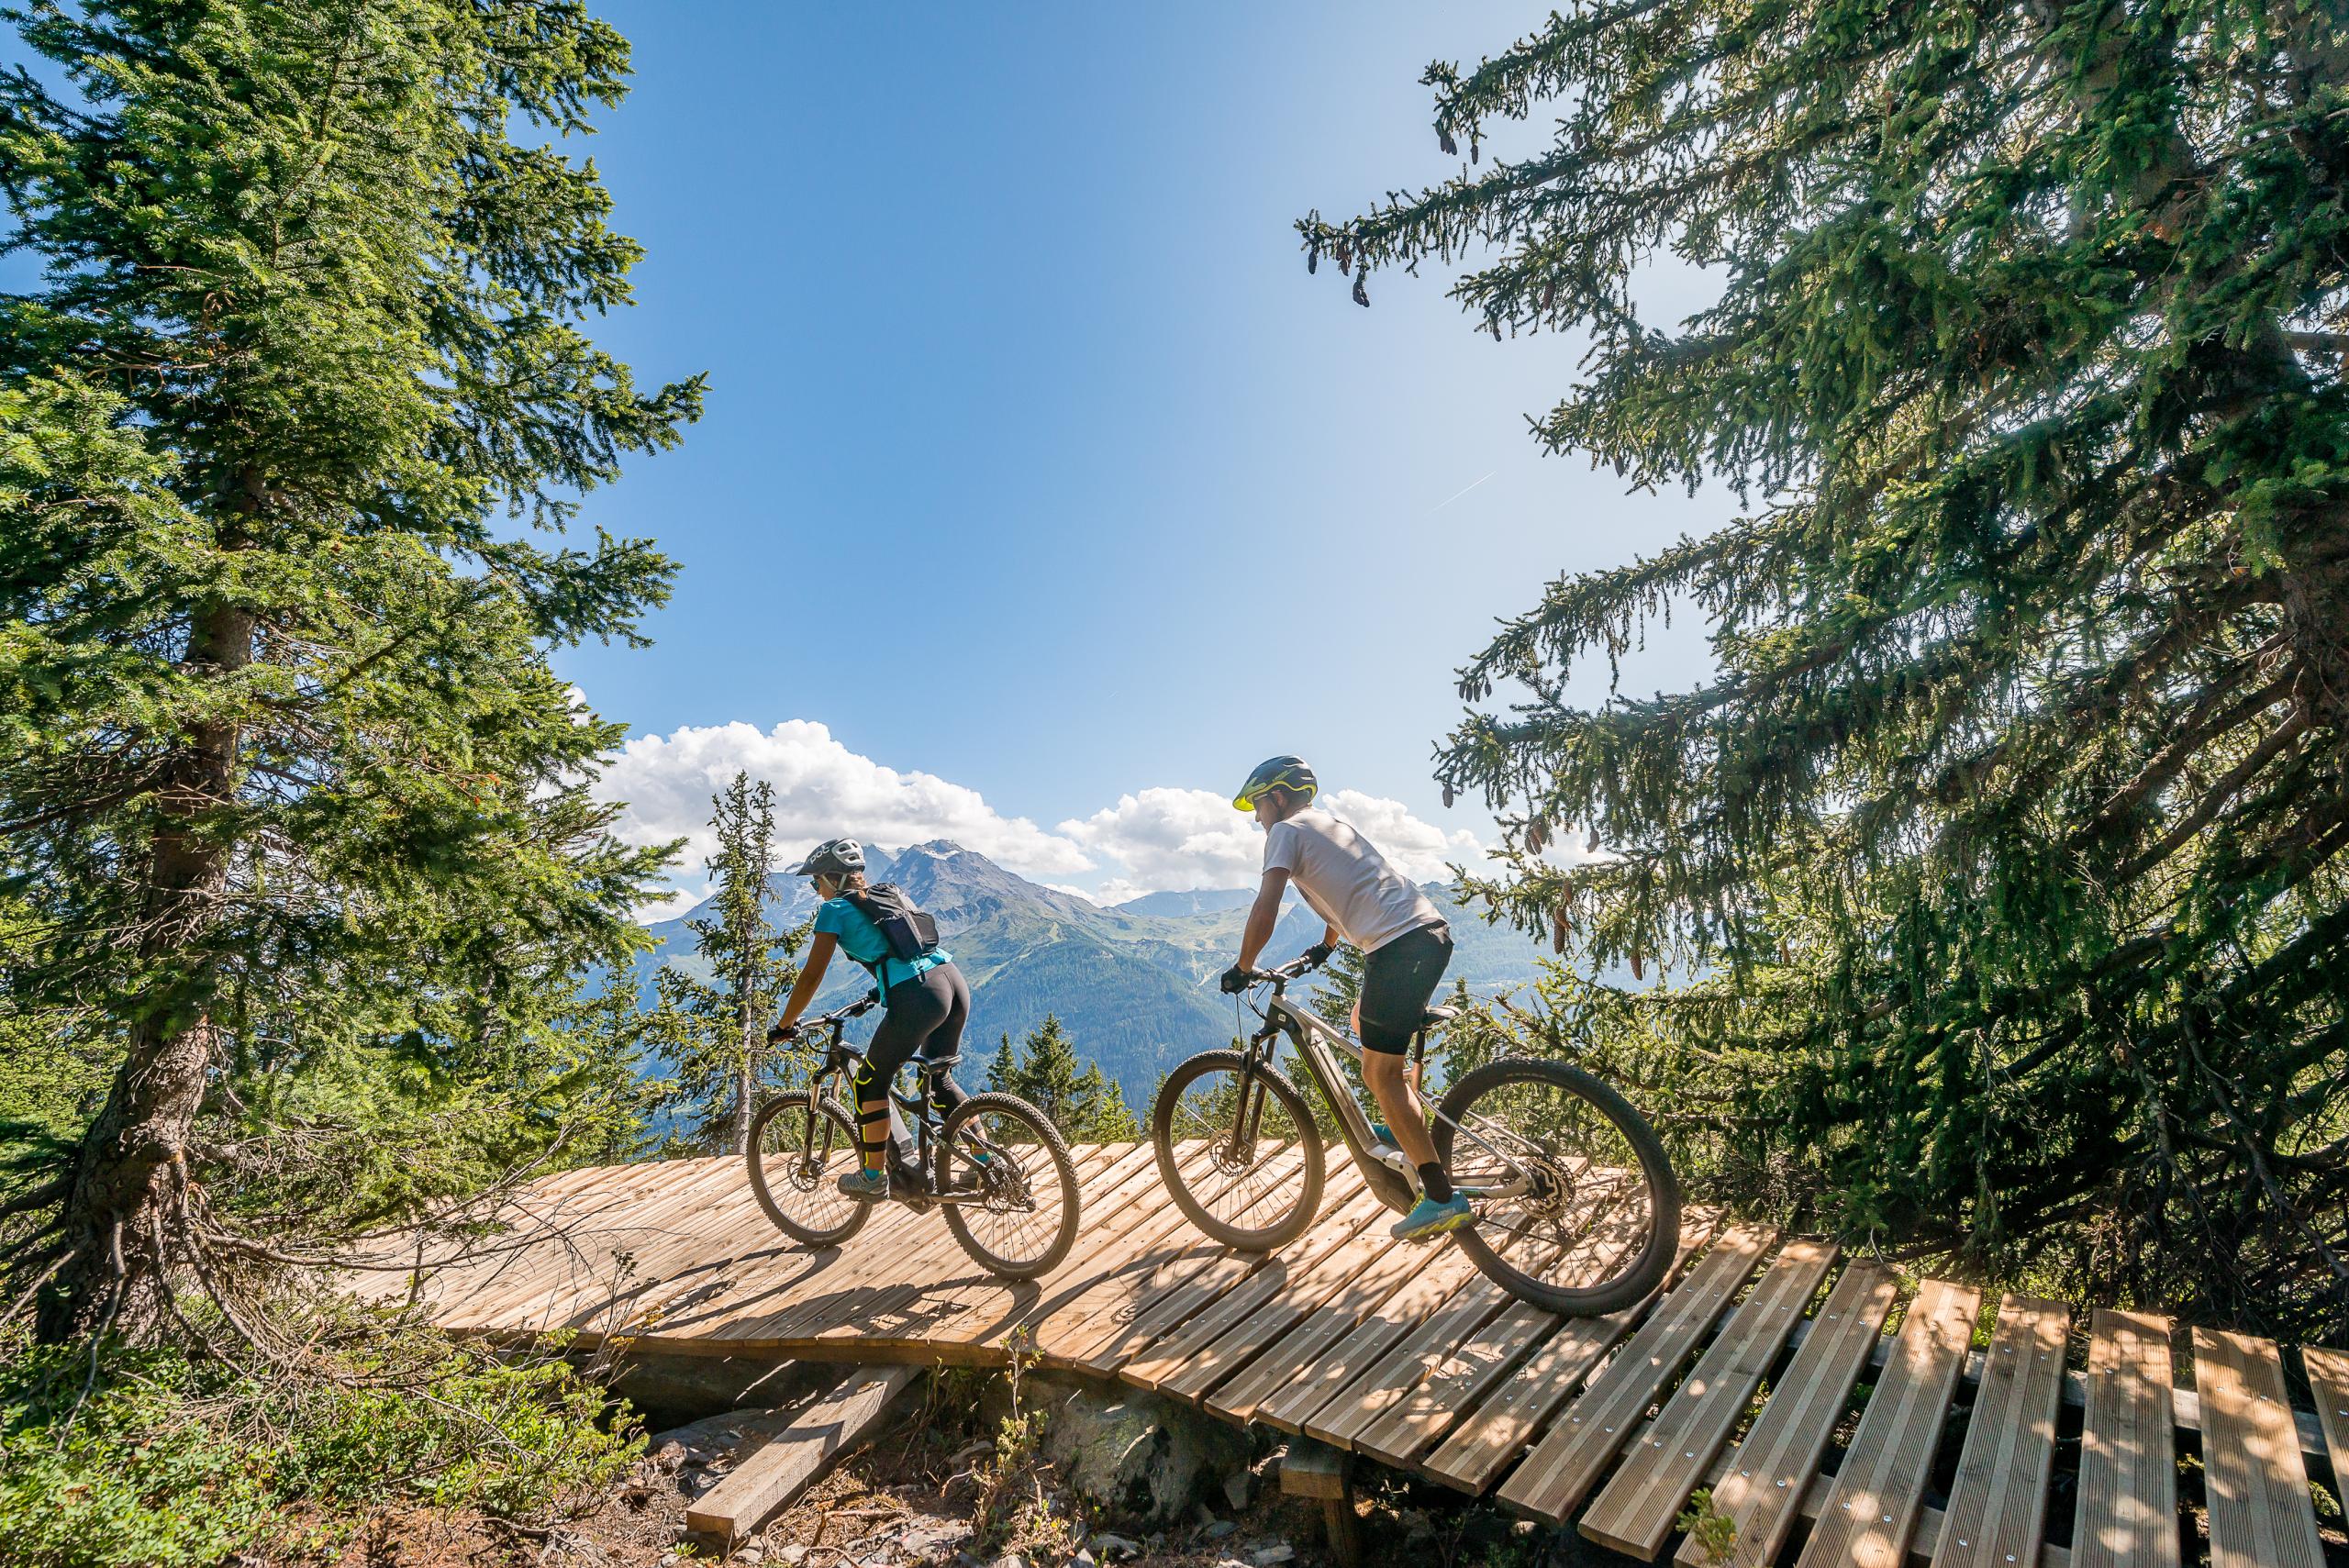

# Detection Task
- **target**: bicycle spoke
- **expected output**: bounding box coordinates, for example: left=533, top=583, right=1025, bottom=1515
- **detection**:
left=1442, top=1064, right=1667, bottom=1304
left=1165, top=1065, right=1310, bottom=1235
left=947, top=1106, right=1072, bottom=1270
left=751, top=1095, right=864, bottom=1241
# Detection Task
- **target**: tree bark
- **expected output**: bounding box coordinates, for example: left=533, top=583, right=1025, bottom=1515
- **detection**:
left=36, top=599, right=252, bottom=1344
left=733, top=1005, right=757, bottom=1157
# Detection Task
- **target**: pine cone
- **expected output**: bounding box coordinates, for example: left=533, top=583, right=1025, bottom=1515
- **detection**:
left=1353, top=272, right=1370, bottom=307
left=1438, top=127, right=1457, bottom=155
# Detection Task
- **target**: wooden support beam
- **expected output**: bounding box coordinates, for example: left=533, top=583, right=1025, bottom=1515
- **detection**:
left=684, top=1365, right=918, bottom=1545
left=1281, top=1438, right=1361, bottom=1568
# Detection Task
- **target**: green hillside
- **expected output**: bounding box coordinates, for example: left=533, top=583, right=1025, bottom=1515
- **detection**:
left=634, top=840, right=1555, bottom=1098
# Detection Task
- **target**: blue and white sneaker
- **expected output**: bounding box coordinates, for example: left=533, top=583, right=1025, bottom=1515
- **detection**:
left=836, top=1166, right=891, bottom=1202
left=1390, top=1192, right=1474, bottom=1242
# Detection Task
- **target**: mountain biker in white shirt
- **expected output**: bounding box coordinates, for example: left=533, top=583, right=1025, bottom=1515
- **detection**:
left=1222, top=756, right=1473, bottom=1241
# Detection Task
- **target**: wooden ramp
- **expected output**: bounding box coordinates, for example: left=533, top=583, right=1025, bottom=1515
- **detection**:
left=361, top=1146, right=2348, bottom=1564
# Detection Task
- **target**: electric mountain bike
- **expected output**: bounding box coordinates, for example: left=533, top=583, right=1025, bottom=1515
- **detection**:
left=1151, top=952, right=1679, bottom=1316
left=746, top=991, right=1081, bottom=1279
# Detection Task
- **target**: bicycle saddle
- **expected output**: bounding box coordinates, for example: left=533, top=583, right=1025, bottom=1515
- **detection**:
left=1420, top=1005, right=1459, bottom=1029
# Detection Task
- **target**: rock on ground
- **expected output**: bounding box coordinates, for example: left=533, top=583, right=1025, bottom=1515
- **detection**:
left=985, top=1373, right=1255, bottom=1528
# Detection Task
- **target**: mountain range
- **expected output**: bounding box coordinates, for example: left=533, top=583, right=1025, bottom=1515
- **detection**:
left=632, top=840, right=1553, bottom=1101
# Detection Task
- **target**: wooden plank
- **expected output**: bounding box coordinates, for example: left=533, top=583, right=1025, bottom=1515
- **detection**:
left=1935, top=1295, right=2069, bottom=1568
left=1297, top=1201, right=1720, bottom=1455
left=1020, top=1140, right=1287, bottom=1358
left=719, top=1142, right=1129, bottom=1347
left=683, top=1365, right=918, bottom=1542
left=557, top=1184, right=777, bottom=1337
left=1792, top=1276, right=1981, bottom=1568
left=944, top=1139, right=1228, bottom=1352
left=1486, top=1225, right=1776, bottom=1518
left=1345, top=1216, right=1723, bottom=1473
left=823, top=1138, right=1197, bottom=1357
left=1579, top=1240, right=1839, bottom=1557
left=1116, top=1184, right=1391, bottom=1391
left=2071, top=1309, right=2177, bottom=1568
left=2192, top=1327, right=2324, bottom=1568
left=1369, top=1297, right=1559, bottom=1476
left=1725, top=1447, right=2074, bottom=1568
left=691, top=1135, right=978, bottom=1337
left=514, top=1161, right=759, bottom=1329
left=1054, top=1158, right=1371, bottom=1375
left=1417, top=1221, right=1738, bottom=1494
left=426, top=1157, right=701, bottom=1321
left=1267, top=1244, right=1486, bottom=1438
left=1156, top=1191, right=1412, bottom=1406
left=1670, top=1261, right=1900, bottom=1567
left=1207, top=1217, right=1464, bottom=1425
left=1305, top=1267, right=1518, bottom=1452
left=439, top=1158, right=729, bottom=1330
left=760, top=1141, right=1133, bottom=1351
left=2303, top=1346, right=2349, bottom=1508
left=594, top=1191, right=821, bottom=1340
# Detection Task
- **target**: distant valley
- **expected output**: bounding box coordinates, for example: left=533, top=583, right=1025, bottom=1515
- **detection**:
left=632, top=840, right=1556, bottom=1100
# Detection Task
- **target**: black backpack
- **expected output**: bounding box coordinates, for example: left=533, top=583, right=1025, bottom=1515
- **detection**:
left=843, top=884, right=941, bottom=968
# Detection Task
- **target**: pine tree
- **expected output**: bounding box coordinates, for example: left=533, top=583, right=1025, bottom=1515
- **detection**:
left=985, top=1033, right=1019, bottom=1096
left=0, top=2, right=701, bottom=1343
left=1304, top=4, right=2349, bottom=1333
left=650, top=774, right=803, bottom=1153
left=986, top=1016, right=1139, bottom=1143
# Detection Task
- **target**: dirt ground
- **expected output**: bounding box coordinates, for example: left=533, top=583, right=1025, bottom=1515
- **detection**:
left=307, top=1369, right=1572, bottom=1568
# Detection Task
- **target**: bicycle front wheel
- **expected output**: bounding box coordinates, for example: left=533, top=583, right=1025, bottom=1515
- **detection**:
left=1151, top=1050, right=1325, bottom=1251
left=746, top=1092, right=871, bottom=1247
left=1434, top=1057, right=1680, bottom=1317
left=939, top=1093, right=1081, bottom=1279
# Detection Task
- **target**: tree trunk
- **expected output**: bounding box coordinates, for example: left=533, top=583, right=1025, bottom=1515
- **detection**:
left=734, top=1006, right=758, bottom=1157
left=36, top=601, right=252, bottom=1344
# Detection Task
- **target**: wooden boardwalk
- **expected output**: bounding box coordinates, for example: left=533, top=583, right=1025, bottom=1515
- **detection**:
left=365, top=1144, right=2349, bottom=1565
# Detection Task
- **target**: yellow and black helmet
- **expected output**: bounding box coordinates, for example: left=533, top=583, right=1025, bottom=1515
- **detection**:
left=1234, top=755, right=1318, bottom=811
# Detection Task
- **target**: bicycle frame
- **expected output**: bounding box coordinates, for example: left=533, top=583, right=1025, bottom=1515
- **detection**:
left=783, top=1018, right=1008, bottom=1209
left=1241, top=983, right=1539, bottom=1214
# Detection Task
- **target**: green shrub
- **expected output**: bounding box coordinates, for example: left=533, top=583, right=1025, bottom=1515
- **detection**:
left=0, top=1323, right=640, bottom=1568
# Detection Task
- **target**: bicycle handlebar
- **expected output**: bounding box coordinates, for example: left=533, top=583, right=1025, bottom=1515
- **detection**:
left=1238, top=951, right=1325, bottom=989
left=769, top=990, right=881, bottom=1044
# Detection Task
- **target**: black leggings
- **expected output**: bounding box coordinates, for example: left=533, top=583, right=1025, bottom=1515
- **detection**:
left=855, top=962, right=971, bottom=1157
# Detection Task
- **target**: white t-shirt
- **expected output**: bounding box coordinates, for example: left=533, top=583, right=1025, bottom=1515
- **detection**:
left=1262, top=806, right=1443, bottom=954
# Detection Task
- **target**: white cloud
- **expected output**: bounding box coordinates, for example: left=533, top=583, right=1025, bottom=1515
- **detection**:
left=1057, top=788, right=1263, bottom=894
left=1321, top=788, right=1489, bottom=884
left=596, top=719, right=1097, bottom=884
left=595, top=721, right=1494, bottom=915
left=1056, top=784, right=1488, bottom=895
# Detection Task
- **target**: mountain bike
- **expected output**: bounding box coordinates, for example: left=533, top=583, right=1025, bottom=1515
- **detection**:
left=746, top=991, right=1081, bottom=1279
left=1150, top=952, right=1679, bottom=1315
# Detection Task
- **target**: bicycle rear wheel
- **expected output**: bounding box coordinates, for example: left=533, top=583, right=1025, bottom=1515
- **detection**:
left=746, top=1092, right=871, bottom=1247
left=939, top=1093, right=1081, bottom=1279
left=1151, top=1050, right=1325, bottom=1251
left=1433, top=1057, right=1679, bottom=1316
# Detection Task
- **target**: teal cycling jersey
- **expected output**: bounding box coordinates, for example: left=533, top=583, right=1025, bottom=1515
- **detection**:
left=813, top=896, right=951, bottom=992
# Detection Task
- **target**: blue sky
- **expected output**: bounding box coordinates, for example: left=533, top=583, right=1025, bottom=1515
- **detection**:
left=9, top=4, right=1729, bottom=905
left=562, top=3, right=1727, bottom=903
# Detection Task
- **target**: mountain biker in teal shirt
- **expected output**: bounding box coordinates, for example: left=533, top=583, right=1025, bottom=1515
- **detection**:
left=769, top=839, right=973, bottom=1202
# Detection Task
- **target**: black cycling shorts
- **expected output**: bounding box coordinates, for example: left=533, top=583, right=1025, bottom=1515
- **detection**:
left=1357, top=923, right=1454, bottom=1055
